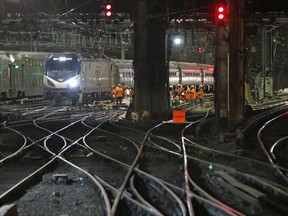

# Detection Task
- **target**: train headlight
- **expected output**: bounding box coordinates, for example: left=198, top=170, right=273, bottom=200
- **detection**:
left=68, top=78, right=78, bottom=88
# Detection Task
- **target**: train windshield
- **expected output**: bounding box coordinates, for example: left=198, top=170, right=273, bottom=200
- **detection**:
left=45, top=55, right=80, bottom=82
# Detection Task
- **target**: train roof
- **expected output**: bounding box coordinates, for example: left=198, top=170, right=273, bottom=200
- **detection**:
left=170, top=61, right=213, bottom=67
left=0, top=50, right=52, bottom=61
left=46, top=52, right=113, bottom=63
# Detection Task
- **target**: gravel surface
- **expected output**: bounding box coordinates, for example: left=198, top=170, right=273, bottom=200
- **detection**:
left=16, top=166, right=106, bottom=216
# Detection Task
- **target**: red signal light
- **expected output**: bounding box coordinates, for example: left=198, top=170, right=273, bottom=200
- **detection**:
left=105, top=3, right=112, bottom=17
left=106, top=11, right=112, bottom=17
left=216, top=4, right=226, bottom=23
left=218, top=13, right=224, bottom=20
left=106, top=4, right=111, bottom=10
left=218, top=6, right=224, bottom=13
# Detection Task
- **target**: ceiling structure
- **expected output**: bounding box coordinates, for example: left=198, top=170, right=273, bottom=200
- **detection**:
left=2, top=0, right=288, bottom=15
left=0, top=0, right=288, bottom=62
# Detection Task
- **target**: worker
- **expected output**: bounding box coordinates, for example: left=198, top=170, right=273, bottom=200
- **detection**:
left=197, top=84, right=205, bottom=107
left=110, top=85, right=116, bottom=102
left=115, top=83, right=124, bottom=104
left=169, top=85, right=174, bottom=107
left=188, top=85, right=197, bottom=106
left=177, top=84, right=185, bottom=101
left=124, top=86, right=132, bottom=99
left=77, top=90, right=84, bottom=110
left=184, top=86, right=190, bottom=102
left=170, top=85, right=175, bottom=98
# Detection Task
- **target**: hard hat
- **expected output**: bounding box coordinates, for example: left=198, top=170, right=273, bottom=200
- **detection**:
left=191, top=85, right=194, bottom=88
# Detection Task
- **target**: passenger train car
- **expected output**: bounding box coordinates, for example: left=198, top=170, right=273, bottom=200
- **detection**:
left=0, top=51, right=51, bottom=100
left=169, top=61, right=214, bottom=91
left=43, top=52, right=214, bottom=105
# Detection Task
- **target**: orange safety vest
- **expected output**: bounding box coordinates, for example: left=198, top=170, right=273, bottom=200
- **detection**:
left=111, top=88, right=116, bottom=96
left=188, top=88, right=197, bottom=99
left=177, top=86, right=184, bottom=96
left=197, top=88, right=204, bottom=99
left=115, top=86, right=124, bottom=97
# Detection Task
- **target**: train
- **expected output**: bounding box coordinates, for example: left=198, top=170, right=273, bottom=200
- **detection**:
left=0, top=50, right=51, bottom=100
left=43, top=53, right=214, bottom=105
left=43, top=53, right=134, bottom=105
left=0, top=51, right=214, bottom=104
left=169, top=61, right=214, bottom=89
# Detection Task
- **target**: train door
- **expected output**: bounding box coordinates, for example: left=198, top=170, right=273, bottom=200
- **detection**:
left=8, top=64, right=15, bottom=98
left=81, top=62, right=89, bottom=92
left=200, top=67, right=204, bottom=85
left=0, top=63, right=9, bottom=98
left=9, top=63, right=24, bottom=98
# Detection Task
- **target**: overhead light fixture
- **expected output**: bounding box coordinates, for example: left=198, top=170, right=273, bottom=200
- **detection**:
left=9, top=54, right=15, bottom=63
left=173, top=37, right=182, bottom=45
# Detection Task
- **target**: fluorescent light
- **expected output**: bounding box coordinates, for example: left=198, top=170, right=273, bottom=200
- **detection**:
left=9, top=54, right=15, bottom=63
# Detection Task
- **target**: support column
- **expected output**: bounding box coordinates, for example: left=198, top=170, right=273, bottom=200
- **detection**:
left=215, top=0, right=244, bottom=131
left=214, top=5, right=230, bottom=132
left=229, top=0, right=244, bottom=129
left=132, top=0, right=169, bottom=121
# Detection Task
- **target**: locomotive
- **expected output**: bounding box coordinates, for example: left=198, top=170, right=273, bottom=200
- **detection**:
left=43, top=53, right=133, bottom=105
left=0, top=51, right=51, bottom=100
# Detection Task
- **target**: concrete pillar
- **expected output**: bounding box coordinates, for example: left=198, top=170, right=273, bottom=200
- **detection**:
left=132, top=0, right=169, bottom=120
left=214, top=0, right=245, bottom=131
left=228, top=0, right=244, bottom=129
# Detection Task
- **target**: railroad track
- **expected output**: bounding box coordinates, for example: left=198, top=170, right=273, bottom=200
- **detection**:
left=255, top=108, right=288, bottom=179
left=0, top=102, right=288, bottom=215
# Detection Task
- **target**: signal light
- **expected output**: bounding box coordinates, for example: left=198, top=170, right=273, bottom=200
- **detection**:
left=176, top=19, right=183, bottom=24
left=106, top=4, right=111, bottom=10
left=215, top=4, right=226, bottom=24
left=198, top=47, right=204, bottom=53
left=105, top=4, right=112, bottom=17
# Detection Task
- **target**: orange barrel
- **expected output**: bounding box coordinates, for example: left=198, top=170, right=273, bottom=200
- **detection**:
left=173, top=110, right=186, bottom=123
